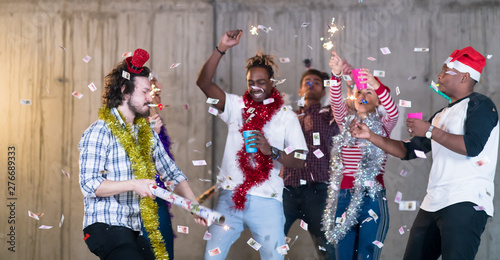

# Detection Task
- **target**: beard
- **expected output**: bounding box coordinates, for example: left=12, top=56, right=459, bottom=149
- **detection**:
left=127, top=98, right=150, bottom=118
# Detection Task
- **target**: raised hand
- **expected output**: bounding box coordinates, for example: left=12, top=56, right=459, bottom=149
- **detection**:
left=329, top=51, right=343, bottom=76
left=357, top=68, right=380, bottom=90
left=218, top=30, right=243, bottom=52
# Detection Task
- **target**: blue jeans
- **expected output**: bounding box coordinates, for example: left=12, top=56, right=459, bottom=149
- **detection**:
left=142, top=198, right=174, bottom=259
left=335, top=189, right=389, bottom=260
left=283, top=183, right=336, bottom=259
left=204, top=190, right=286, bottom=260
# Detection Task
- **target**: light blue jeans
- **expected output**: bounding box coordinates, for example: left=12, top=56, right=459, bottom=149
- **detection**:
left=204, top=190, right=286, bottom=260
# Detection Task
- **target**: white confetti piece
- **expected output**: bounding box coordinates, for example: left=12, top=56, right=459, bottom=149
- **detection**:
left=205, top=141, right=212, bottom=147
left=257, top=25, right=270, bottom=33
left=61, top=169, right=70, bottom=178
left=300, top=219, right=308, bottom=230
left=307, top=45, right=313, bottom=50
left=122, top=70, right=130, bottom=80
left=368, top=209, right=378, bottom=222
left=342, top=75, right=352, bottom=81
left=408, top=76, right=417, bottom=80
left=324, top=80, right=337, bottom=87
left=414, top=48, right=429, bottom=52
left=400, top=169, right=408, bottom=177
left=395, top=191, right=403, bottom=203
left=28, top=211, right=42, bottom=220
left=88, top=82, right=97, bottom=92
left=301, top=22, right=310, bottom=28
left=279, top=57, right=290, bottom=63
left=373, top=240, right=384, bottom=248
left=487, top=54, right=492, bottom=59
left=121, top=51, right=132, bottom=57
left=277, top=244, right=289, bottom=255
left=20, top=99, right=32, bottom=105
left=399, top=99, right=411, bottom=108
left=263, top=98, right=275, bottom=105
left=59, top=214, right=64, bottom=228
left=294, top=152, right=307, bottom=160
left=361, top=217, right=373, bottom=224
left=367, top=57, right=376, bottom=61
left=39, top=225, right=52, bottom=229
left=177, top=225, right=189, bottom=234
left=247, top=238, right=262, bottom=251
left=396, top=86, right=400, bottom=96
left=414, top=150, right=427, bottom=158
left=335, top=217, right=345, bottom=224
left=72, top=91, right=83, bottom=99
left=299, top=179, right=307, bottom=185
left=82, top=55, right=92, bottom=63
left=271, top=78, right=286, bottom=86
left=474, top=205, right=485, bottom=211
left=318, top=245, right=326, bottom=251
left=373, top=70, right=385, bottom=77
left=208, top=107, right=219, bottom=116
left=198, top=178, right=211, bottom=182
left=399, top=201, right=417, bottom=211
left=399, top=225, right=406, bottom=235
left=284, top=145, right=294, bottom=154
left=192, top=160, right=207, bottom=166
left=208, top=247, right=221, bottom=256
left=206, top=98, right=219, bottom=104
left=313, top=149, right=324, bottom=159
left=380, top=47, right=391, bottom=55
left=313, top=132, right=320, bottom=146
left=57, top=44, right=66, bottom=51
left=170, top=63, right=181, bottom=69
left=203, top=231, right=212, bottom=240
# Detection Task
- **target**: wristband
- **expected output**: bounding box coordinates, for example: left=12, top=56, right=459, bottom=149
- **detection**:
left=215, top=46, right=226, bottom=56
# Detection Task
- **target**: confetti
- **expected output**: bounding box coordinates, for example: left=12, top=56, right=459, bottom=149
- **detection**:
left=313, top=132, right=320, bottom=145
left=294, top=152, right=307, bottom=160
left=399, top=226, right=406, bottom=235
left=271, top=78, right=286, bottom=86
left=407, top=112, right=422, bottom=120
left=177, top=225, right=189, bottom=234
left=324, top=80, right=338, bottom=87
left=263, top=98, right=275, bottom=105
left=342, top=75, right=352, bottom=81
left=149, top=119, right=157, bottom=129
left=20, top=100, right=32, bottom=105
left=323, top=41, right=334, bottom=50
left=82, top=55, right=92, bottom=63
left=203, top=231, right=212, bottom=240
left=414, top=150, right=427, bottom=158
left=373, top=70, right=385, bottom=77
left=28, top=211, right=43, bottom=220
left=284, top=145, right=294, bottom=154
left=198, top=178, right=211, bottom=182
left=400, top=169, right=408, bottom=177
left=297, top=96, right=305, bottom=107
left=300, top=220, right=308, bottom=230
left=184, top=104, right=190, bottom=110
left=279, top=57, right=290, bottom=63
left=206, top=97, right=219, bottom=104
left=307, top=45, right=313, bottom=50
left=277, top=244, right=290, bottom=255
left=61, top=169, right=70, bottom=178
left=246, top=107, right=255, bottom=114
left=396, top=86, right=400, bottom=95
left=414, top=48, right=429, bottom=52
left=335, top=217, right=345, bottom=224
left=247, top=238, right=262, bottom=251
left=59, top=214, right=64, bottom=228
left=373, top=240, right=384, bottom=248
left=122, top=70, right=130, bottom=80
left=88, top=82, right=97, bottom=92
left=300, top=179, right=307, bottom=185
left=399, top=201, right=417, bottom=211
left=476, top=157, right=490, bottom=166
left=368, top=209, right=378, bottom=221
left=487, top=54, right=492, bottom=59
left=313, top=149, right=324, bottom=159
left=170, top=63, right=181, bottom=69
left=192, top=160, right=207, bottom=166
left=474, top=205, right=485, bottom=211
left=367, top=57, right=376, bottom=61
left=208, top=247, right=221, bottom=256
left=408, top=76, right=417, bottom=80
left=39, top=225, right=53, bottom=229
left=121, top=51, right=132, bottom=57
left=251, top=85, right=264, bottom=92
left=206, top=141, right=212, bottom=147
left=399, top=100, right=411, bottom=108
left=361, top=217, right=373, bottom=224
left=208, top=107, right=219, bottom=116
left=57, top=44, right=66, bottom=51
left=301, top=22, right=310, bottom=28
left=364, top=180, right=374, bottom=187
left=257, top=25, right=270, bottom=33
left=318, top=245, right=326, bottom=251
left=380, top=47, right=391, bottom=55
left=395, top=191, right=403, bottom=203
left=72, top=91, right=83, bottom=99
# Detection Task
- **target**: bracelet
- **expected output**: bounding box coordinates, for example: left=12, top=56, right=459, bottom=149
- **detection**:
left=215, top=46, right=226, bottom=56
left=332, top=71, right=342, bottom=78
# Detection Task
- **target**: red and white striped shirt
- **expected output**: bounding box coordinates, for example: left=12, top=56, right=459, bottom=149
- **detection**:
left=329, top=77, right=399, bottom=189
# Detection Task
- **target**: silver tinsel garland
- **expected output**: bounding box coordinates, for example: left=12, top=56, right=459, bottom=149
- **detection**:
left=322, top=113, right=387, bottom=244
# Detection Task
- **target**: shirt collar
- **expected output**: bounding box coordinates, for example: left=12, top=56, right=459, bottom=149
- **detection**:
left=111, top=107, right=127, bottom=128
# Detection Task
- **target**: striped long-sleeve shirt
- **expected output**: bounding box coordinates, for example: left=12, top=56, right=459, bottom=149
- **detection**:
left=329, top=77, right=399, bottom=189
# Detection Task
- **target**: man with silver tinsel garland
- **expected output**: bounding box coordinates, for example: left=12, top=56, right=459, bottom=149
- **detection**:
left=350, top=46, right=498, bottom=260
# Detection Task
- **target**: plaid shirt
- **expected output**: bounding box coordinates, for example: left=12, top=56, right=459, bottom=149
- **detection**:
left=282, top=104, right=339, bottom=187
left=79, top=108, right=187, bottom=231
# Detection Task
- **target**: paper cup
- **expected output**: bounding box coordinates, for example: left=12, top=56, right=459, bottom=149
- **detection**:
left=243, top=130, right=257, bottom=153
left=407, top=112, right=423, bottom=120
left=352, top=68, right=367, bottom=90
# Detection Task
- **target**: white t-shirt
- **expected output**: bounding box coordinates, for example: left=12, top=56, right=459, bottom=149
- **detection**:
left=216, top=92, right=308, bottom=201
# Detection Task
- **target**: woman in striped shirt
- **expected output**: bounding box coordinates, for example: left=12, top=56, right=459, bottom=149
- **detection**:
left=322, top=52, right=399, bottom=260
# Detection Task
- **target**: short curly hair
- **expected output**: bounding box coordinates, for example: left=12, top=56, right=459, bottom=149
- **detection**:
left=245, top=50, right=279, bottom=79
left=101, top=60, right=151, bottom=108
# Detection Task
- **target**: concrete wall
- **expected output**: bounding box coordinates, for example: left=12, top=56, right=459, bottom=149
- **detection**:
left=0, top=0, right=499, bottom=259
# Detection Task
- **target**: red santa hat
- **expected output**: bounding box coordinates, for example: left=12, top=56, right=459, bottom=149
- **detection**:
left=126, top=48, right=149, bottom=74
left=444, top=46, right=486, bottom=82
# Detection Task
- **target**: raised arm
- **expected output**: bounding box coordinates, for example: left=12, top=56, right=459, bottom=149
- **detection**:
left=329, top=51, right=347, bottom=126
left=196, top=30, right=243, bottom=112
